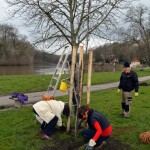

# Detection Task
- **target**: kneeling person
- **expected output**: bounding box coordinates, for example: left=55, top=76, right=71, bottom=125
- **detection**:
left=78, top=105, right=112, bottom=150
left=33, top=100, right=70, bottom=140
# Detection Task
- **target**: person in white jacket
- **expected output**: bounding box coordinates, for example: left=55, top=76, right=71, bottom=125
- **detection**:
left=33, top=100, right=70, bottom=140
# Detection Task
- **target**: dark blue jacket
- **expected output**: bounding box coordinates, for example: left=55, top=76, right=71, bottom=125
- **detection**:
left=118, top=70, right=139, bottom=92
left=87, top=109, right=110, bottom=131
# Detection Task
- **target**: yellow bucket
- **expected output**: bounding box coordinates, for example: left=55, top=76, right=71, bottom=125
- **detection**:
left=59, top=82, right=68, bottom=92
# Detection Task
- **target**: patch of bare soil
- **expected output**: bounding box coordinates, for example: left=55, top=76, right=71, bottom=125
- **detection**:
left=139, top=82, right=150, bottom=86
left=102, top=138, right=131, bottom=150
left=41, top=137, right=131, bottom=150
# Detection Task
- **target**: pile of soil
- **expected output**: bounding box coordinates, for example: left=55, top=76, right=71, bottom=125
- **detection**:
left=41, top=137, right=131, bottom=150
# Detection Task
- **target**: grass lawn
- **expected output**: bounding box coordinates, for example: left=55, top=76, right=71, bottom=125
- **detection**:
left=0, top=80, right=150, bottom=150
left=0, top=68, right=150, bottom=95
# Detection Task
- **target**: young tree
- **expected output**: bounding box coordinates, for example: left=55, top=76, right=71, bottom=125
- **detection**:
left=5, top=0, right=136, bottom=130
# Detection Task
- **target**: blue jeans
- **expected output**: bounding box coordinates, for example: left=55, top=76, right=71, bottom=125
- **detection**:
left=41, top=116, right=58, bottom=136
left=81, top=129, right=110, bottom=146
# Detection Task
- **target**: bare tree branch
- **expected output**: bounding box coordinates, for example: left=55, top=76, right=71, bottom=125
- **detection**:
left=5, top=0, right=135, bottom=51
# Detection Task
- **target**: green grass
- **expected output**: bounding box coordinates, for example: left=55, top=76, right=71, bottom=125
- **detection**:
left=0, top=81, right=150, bottom=150
left=0, top=68, right=150, bottom=149
left=0, top=68, right=150, bottom=95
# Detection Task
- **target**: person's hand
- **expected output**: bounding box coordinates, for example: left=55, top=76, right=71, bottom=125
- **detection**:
left=60, top=122, right=66, bottom=131
left=60, top=125, right=66, bottom=131
left=135, top=92, right=138, bottom=97
left=85, top=139, right=96, bottom=150
left=117, top=89, right=121, bottom=93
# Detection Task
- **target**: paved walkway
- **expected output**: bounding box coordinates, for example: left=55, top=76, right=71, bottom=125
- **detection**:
left=0, top=76, right=150, bottom=108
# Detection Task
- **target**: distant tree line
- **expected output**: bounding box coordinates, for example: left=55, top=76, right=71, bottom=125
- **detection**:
left=34, top=50, right=60, bottom=65
left=0, top=24, right=59, bottom=66
left=93, top=5, right=150, bottom=66
left=93, top=40, right=147, bottom=65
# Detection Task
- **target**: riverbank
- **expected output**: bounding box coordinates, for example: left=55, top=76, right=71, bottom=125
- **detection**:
left=1, top=68, right=150, bottom=95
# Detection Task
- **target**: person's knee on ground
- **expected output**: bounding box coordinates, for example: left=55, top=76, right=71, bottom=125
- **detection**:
left=94, top=141, right=107, bottom=150
left=94, top=135, right=110, bottom=150
left=41, top=116, right=58, bottom=137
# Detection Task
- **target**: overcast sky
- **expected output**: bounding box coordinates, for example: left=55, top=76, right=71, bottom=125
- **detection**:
left=0, top=0, right=150, bottom=48
left=0, top=0, right=33, bottom=41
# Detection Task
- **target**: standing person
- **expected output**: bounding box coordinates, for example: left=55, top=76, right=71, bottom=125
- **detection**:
left=118, top=62, right=139, bottom=118
left=33, top=100, right=70, bottom=140
left=78, top=105, right=112, bottom=150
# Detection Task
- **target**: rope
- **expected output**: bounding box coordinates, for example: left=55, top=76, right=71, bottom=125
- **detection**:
left=139, top=131, right=150, bottom=144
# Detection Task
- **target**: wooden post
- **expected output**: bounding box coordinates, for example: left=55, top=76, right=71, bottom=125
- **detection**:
left=67, top=45, right=77, bottom=133
left=78, top=45, right=84, bottom=107
left=86, top=49, right=93, bottom=105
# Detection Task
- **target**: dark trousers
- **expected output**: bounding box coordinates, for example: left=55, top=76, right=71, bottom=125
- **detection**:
left=81, top=129, right=110, bottom=146
left=41, top=116, right=58, bottom=136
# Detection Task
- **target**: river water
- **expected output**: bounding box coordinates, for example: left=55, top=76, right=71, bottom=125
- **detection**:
left=0, top=65, right=57, bottom=75
left=0, top=64, right=121, bottom=75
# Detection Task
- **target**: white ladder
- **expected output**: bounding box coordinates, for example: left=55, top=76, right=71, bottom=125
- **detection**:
left=47, top=46, right=71, bottom=96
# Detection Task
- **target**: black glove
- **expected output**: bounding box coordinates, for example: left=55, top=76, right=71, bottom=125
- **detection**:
left=60, top=122, right=66, bottom=131
left=60, top=125, right=66, bottom=131
left=84, top=143, right=93, bottom=150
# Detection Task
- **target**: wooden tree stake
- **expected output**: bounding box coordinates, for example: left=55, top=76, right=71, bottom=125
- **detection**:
left=78, top=45, right=84, bottom=107
left=86, top=49, right=93, bottom=105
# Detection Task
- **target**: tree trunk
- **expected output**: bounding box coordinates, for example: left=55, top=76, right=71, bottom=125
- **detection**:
left=67, top=44, right=77, bottom=134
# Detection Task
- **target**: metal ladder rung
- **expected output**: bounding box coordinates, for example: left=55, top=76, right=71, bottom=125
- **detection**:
left=56, top=68, right=64, bottom=73
left=47, top=46, right=70, bottom=95
left=49, top=85, right=55, bottom=89
left=52, top=76, right=58, bottom=80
